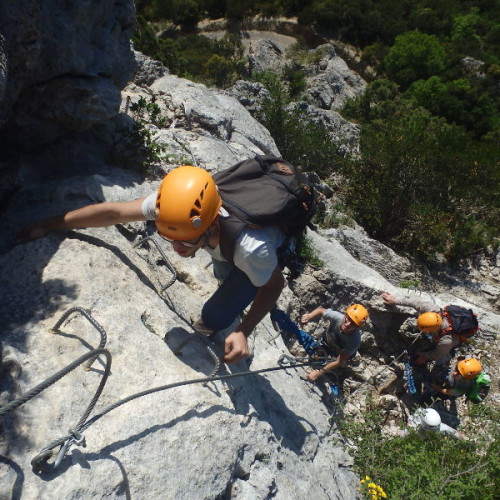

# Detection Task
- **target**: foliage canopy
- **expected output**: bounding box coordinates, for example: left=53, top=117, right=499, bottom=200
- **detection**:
left=133, top=0, right=500, bottom=261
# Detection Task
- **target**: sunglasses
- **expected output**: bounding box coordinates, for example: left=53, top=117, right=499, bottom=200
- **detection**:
left=159, top=233, right=205, bottom=248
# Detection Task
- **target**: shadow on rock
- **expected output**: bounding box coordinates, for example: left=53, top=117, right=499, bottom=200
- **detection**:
left=33, top=405, right=230, bottom=482
left=165, top=326, right=317, bottom=455
left=0, top=455, right=25, bottom=500
left=164, top=327, right=222, bottom=376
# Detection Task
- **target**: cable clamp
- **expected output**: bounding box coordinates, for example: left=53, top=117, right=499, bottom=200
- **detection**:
left=54, top=430, right=87, bottom=468
left=278, top=354, right=297, bottom=366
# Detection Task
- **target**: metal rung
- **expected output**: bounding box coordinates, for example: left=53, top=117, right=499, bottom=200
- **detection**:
left=52, top=307, right=107, bottom=372
left=173, top=334, right=221, bottom=378
left=133, top=235, right=177, bottom=292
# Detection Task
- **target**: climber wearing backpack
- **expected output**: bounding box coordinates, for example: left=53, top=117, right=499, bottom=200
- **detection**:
left=429, top=357, right=490, bottom=403
left=18, top=156, right=316, bottom=365
left=381, top=292, right=479, bottom=365
left=299, top=304, right=369, bottom=382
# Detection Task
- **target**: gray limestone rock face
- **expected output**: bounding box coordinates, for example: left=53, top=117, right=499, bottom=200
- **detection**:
left=133, top=50, right=169, bottom=86
left=304, top=44, right=366, bottom=111
left=247, top=38, right=287, bottom=74
left=1, top=13, right=499, bottom=499
left=286, top=101, right=360, bottom=155
left=149, top=74, right=280, bottom=158
left=323, top=227, right=413, bottom=284
left=0, top=172, right=358, bottom=499
left=0, top=70, right=359, bottom=498
left=0, top=0, right=137, bottom=147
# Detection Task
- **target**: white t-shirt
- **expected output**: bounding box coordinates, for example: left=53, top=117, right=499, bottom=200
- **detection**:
left=142, top=193, right=285, bottom=287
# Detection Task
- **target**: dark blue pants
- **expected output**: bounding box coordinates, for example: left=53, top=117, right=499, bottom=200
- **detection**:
left=201, top=260, right=257, bottom=331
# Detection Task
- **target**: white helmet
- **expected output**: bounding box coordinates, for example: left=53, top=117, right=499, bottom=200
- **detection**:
left=421, top=408, right=441, bottom=431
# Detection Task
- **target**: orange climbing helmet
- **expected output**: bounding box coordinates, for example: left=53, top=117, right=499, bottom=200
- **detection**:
left=457, top=358, right=482, bottom=379
left=346, top=304, right=369, bottom=326
left=155, top=166, right=222, bottom=241
left=417, top=312, right=443, bottom=333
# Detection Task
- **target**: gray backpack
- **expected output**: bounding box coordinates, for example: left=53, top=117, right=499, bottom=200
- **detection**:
left=213, top=155, right=317, bottom=266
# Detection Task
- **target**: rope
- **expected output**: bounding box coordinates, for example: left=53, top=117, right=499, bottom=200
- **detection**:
left=0, top=348, right=111, bottom=418
left=132, top=235, right=177, bottom=292
left=78, top=356, right=324, bottom=433
left=0, top=348, right=325, bottom=473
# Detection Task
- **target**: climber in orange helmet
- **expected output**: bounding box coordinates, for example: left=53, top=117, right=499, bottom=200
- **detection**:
left=381, top=292, right=478, bottom=365
left=18, top=165, right=286, bottom=364
left=300, top=303, right=369, bottom=382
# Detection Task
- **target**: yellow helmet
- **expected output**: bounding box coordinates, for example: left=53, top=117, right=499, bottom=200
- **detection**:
left=417, top=312, right=442, bottom=333
left=155, top=166, right=222, bottom=241
left=346, top=304, right=369, bottom=326
left=457, top=358, right=482, bottom=379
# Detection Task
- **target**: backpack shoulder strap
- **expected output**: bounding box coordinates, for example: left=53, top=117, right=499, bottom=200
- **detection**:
left=218, top=215, right=245, bottom=262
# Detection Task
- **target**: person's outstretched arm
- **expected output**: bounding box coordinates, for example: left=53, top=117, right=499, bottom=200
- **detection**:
left=18, top=197, right=148, bottom=242
left=306, top=350, right=349, bottom=382
left=301, top=307, right=326, bottom=324
left=381, top=292, right=439, bottom=314
left=223, top=265, right=285, bottom=364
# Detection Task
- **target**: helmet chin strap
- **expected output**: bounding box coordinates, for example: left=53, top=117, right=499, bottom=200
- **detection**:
left=190, top=219, right=220, bottom=258
left=191, top=232, right=211, bottom=258
left=204, top=220, right=220, bottom=249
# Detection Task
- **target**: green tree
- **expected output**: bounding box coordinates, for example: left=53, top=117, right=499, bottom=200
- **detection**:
left=407, top=75, right=499, bottom=137
left=150, top=0, right=201, bottom=26
left=384, top=31, right=447, bottom=88
left=198, top=0, right=228, bottom=19
left=226, top=0, right=255, bottom=20
left=204, top=54, right=235, bottom=87
left=342, top=79, right=400, bottom=122
left=408, top=0, right=461, bottom=37
left=132, top=15, right=183, bottom=74
left=451, top=7, right=484, bottom=57
left=342, top=106, right=499, bottom=259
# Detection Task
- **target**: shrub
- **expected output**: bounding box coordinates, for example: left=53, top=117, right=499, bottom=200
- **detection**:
left=339, top=404, right=500, bottom=500
left=296, top=232, right=323, bottom=268
left=111, top=97, right=167, bottom=175
left=252, top=71, right=343, bottom=176
left=132, top=16, right=183, bottom=74
left=340, top=105, right=500, bottom=261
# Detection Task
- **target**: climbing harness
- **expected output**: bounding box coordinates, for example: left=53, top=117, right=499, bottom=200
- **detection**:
left=0, top=309, right=329, bottom=475
left=132, top=234, right=177, bottom=292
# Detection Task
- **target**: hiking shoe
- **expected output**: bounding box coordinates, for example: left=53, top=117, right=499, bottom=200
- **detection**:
left=192, top=318, right=215, bottom=337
